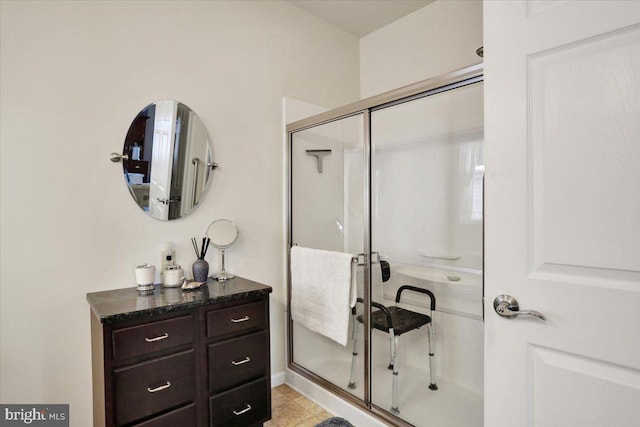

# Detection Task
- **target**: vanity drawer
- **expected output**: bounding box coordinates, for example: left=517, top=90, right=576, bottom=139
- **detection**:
left=114, top=350, right=195, bottom=426
left=208, top=330, right=267, bottom=393
left=132, top=403, right=196, bottom=427
left=112, top=314, right=194, bottom=361
left=206, top=301, right=266, bottom=339
left=209, top=378, right=269, bottom=427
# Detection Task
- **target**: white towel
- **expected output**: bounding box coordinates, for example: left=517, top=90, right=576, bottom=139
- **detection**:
left=290, top=246, right=356, bottom=346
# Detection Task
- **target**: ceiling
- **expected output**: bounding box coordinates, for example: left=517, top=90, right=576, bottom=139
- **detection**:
left=287, top=0, right=434, bottom=37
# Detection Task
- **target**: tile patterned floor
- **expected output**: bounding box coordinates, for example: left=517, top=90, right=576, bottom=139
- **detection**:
left=265, top=384, right=334, bottom=427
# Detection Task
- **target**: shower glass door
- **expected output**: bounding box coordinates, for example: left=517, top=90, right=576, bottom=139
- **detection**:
left=289, top=112, right=367, bottom=400
left=370, top=81, right=484, bottom=426
left=287, top=65, right=484, bottom=427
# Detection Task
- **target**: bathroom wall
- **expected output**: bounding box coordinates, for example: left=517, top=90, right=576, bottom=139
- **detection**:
left=360, top=0, right=483, bottom=98
left=0, top=1, right=359, bottom=425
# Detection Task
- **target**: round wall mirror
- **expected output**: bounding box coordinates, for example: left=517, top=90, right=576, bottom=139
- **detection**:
left=206, top=219, right=239, bottom=281
left=121, top=100, right=214, bottom=220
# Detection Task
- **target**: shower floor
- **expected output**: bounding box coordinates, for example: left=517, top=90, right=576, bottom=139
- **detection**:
left=301, top=355, right=483, bottom=427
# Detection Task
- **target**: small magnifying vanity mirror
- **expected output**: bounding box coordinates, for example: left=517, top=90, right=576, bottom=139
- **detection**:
left=206, top=219, right=239, bottom=281
left=111, top=100, right=217, bottom=220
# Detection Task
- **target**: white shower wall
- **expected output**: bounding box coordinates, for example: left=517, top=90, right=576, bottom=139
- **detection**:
left=371, top=82, right=484, bottom=273
left=367, top=82, right=485, bottom=411
left=290, top=115, right=364, bottom=253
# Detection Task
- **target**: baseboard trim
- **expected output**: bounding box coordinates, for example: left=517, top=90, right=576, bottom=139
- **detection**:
left=271, top=370, right=286, bottom=387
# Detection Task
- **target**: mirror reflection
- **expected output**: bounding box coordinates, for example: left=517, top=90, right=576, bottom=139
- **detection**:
left=123, top=100, right=214, bottom=220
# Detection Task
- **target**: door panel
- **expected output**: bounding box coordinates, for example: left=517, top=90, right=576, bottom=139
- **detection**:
left=485, top=1, right=640, bottom=426
left=530, top=26, right=640, bottom=276
left=530, top=346, right=640, bottom=426
left=149, top=100, right=177, bottom=220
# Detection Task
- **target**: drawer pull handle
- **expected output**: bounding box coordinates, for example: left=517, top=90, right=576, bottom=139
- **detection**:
left=147, top=382, right=171, bottom=393
left=233, top=404, right=252, bottom=416
left=231, top=356, right=251, bottom=366
left=230, top=316, right=249, bottom=323
left=145, top=333, right=169, bottom=342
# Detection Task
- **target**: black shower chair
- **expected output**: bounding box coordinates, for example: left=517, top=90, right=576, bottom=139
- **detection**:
left=347, top=262, right=437, bottom=414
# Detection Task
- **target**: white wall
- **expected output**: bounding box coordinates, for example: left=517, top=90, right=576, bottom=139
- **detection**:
left=360, top=0, right=483, bottom=98
left=0, top=1, right=359, bottom=425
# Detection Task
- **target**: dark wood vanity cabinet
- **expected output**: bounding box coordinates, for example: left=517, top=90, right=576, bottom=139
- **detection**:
left=88, top=279, right=272, bottom=427
left=202, top=301, right=271, bottom=427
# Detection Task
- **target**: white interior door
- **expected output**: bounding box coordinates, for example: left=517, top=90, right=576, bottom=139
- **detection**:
left=485, top=1, right=640, bottom=426
left=149, top=100, right=177, bottom=220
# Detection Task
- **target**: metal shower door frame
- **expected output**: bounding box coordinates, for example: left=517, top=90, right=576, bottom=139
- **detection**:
left=286, top=63, right=484, bottom=426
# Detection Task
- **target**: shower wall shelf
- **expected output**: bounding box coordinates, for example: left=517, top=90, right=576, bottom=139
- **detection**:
left=418, top=251, right=461, bottom=261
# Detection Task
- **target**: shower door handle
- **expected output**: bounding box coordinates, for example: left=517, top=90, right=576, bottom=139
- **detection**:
left=493, top=295, right=546, bottom=321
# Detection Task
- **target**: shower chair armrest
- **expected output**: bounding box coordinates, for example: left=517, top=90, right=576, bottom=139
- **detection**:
left=395, top=285, right=436, bottom=311
left=352, top=297, right=394, bottom=330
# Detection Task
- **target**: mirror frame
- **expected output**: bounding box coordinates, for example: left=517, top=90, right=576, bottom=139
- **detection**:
left=206, top=219, right=239, bottom=249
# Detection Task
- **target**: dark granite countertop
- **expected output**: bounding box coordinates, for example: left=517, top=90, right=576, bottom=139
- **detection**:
left=86, top=276, right=272, bottom=324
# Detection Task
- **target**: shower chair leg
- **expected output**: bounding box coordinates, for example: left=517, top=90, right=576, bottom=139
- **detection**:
left=347, top=314, right=359, bottom=389
left=388, top=330, right=396, bottom=370
left=428, top=323, right=438, bottom=390
left=390, top=330, right=399, bottom=414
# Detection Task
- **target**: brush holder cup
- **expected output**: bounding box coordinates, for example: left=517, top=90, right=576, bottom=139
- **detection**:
left=192, top=259, right=209, bottom=283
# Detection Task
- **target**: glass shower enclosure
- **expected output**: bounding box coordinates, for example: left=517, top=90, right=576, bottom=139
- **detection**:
left=287, top=65, right=484, bottom=427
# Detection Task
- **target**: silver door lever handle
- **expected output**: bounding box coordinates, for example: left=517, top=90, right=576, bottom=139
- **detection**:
left=493, top=295, right=546, bottom=321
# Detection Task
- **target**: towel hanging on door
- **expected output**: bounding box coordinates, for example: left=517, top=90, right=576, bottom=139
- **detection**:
left=290, top=246, right=356, bottom=346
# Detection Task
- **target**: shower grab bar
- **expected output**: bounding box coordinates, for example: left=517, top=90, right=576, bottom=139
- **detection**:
left=192, top=158, right=200, bottom=206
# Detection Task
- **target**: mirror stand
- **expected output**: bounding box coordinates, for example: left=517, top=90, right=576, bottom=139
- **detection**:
left=206, top=218, right=239, bottom=282
left=212, top=249, right=234, bottom=282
